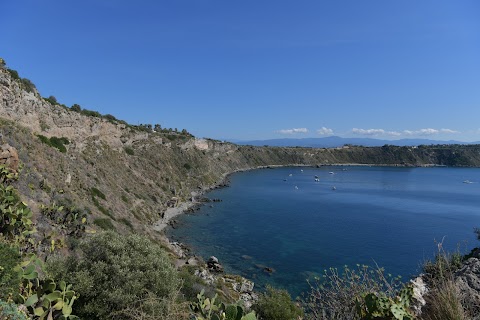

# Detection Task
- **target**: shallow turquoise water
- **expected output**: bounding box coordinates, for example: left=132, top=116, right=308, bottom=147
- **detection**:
left=166, top=166, right=480, bottom=297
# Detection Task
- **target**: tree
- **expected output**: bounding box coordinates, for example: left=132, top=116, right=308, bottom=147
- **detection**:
left=71, top=104, right=81, bottom=112
left=45, top=96, right=58, bottom=105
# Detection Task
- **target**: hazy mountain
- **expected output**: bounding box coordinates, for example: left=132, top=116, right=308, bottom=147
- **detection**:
left=236, top=136, right=477, bottom=148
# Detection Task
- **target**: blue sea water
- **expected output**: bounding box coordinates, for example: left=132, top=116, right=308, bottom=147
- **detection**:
left=166, top=166, right=480, bottom=297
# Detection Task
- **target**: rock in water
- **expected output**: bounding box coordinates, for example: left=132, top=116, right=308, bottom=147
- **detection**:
left=207, top=256, right=224, bottom=273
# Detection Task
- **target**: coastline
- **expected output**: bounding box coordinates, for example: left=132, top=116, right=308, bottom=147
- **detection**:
left=153, top=162, right=445, bottom=233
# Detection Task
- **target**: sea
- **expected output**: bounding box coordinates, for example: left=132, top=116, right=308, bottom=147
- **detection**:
left=166, top=166, right=480, bottom=297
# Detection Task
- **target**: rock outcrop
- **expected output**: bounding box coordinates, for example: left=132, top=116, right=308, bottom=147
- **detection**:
left=207, top=256, right=224, bottom=273
left=0, top=144, right=19, bottom=172
left=454, top=248, right=480, bottom=314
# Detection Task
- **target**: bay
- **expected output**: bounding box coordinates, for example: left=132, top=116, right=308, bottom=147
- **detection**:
left=166, top=166, right=480, bottom=297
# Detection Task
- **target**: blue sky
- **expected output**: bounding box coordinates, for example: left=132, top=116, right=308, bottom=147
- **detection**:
left=2, top=1, right=480, bottom=141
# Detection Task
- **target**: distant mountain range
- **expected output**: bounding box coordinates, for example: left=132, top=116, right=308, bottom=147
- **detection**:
left=235, top=136, right=480, bottom=148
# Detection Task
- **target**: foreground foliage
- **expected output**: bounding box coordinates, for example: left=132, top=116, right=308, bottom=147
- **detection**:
left=253, top=286, right=303, bottom=320
left=190, top=289, right=257, bottom=320
left=420, top=241, right=478, bottom=320
left=304, top=264, right=414, bottom=320
left=0, top=164, right=79, bottom=319
left=46, top=231, right=183, bottom=320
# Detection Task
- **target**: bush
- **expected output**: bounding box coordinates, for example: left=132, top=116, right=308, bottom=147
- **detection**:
left=44, top=95, right=58, bottom=105
left=0, top=300, right=29, bottom=320
left=93, top=218, right=115, bottom=230
left=6, top=69, right=20, bottom=80
left=81, top=109, right=101, bottom=118
left=0, top=242, right=21, bottom=300
left=20, top=78, right=36, bottom=93
left=90, top=187, right=106, bottom=200
left=70, top=104, right=81, bottom=112
left=254, top=285, right=303, bottom=320
left=46, top=231, right=181, bottom=320
left=124, top=147, right=134, bottom=155
left=36, top=135, right=69, bottom=153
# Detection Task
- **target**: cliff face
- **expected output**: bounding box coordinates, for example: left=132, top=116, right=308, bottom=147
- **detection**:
left=1, top=65, right=480, bottom=234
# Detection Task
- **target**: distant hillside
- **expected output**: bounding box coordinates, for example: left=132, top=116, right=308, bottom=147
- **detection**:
left=237, top=136, right=477, bottom=148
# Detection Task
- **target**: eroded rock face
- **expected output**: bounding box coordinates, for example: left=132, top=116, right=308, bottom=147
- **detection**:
left=0, top=144, right=19, bottom=172
left=410, top=276, right=428, bottom=316
left=454, top=248, right=480, bottom=314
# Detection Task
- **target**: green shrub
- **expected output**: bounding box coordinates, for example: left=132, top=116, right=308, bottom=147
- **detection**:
left=6, top=69, right=20, bottom=80
left=44, top=96, right=58, bottom=105
left=119, top=217, right=134, bottom=231
left=0, top=243, right=21, bottom=300
left=46, top=232, right=181, bottom=320
left=183, top=163, right=192, bottom=170
left=254, top=286, right=303, bottom=320
left=70, top=104, right=81, bottom=112
left=93, top=218, right=115, bottom=230
left=90, top=187, right=106, bottom=200
left=20, top=78, right=36, bottom=93
left=80, top=109, right=101, bottom=118
left=124, top=147, right=134, bottom=155
left=0, top=165, right=36, bottom=245
left=104, top=114, right=117, bottom=121
left=36, top=135, right=69, bottom=153
left=0, top=300, right=29, bottom=320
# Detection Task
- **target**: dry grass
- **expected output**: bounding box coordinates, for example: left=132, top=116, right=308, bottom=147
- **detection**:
left=303, top=264, right=404, bottom=320
left=111, top=289, right=190, bottom=320
left=421, top=280, right=467, bottom=320
left=420, top=239, right=474, bottom=320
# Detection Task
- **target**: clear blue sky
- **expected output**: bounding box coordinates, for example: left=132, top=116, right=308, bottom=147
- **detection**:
left=2, top=1, right=479, bottom=141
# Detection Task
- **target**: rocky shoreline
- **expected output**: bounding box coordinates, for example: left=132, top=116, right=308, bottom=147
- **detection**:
left=157, top=163, right=480, bottom=315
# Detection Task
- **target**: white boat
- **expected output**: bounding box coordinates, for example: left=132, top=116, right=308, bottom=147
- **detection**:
left=314, top=178, right=320, bottom=182
left=329, top=172, right=334, bottom=174
left=463, top=180, right=473, bottom=184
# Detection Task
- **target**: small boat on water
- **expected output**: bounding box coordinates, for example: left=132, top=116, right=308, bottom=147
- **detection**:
left=314, top=178, right=320, bottom=182
left=289, top=174, right=293, bottom=177
left=314, top=175, right=319, bottom=178
left=329, top=172, right=334, bottom=175
left=332, top=186, right=336, bottom=190
left=463, top=180, right=474, bottom=184
left=294, top=186, right=299, bottom=190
